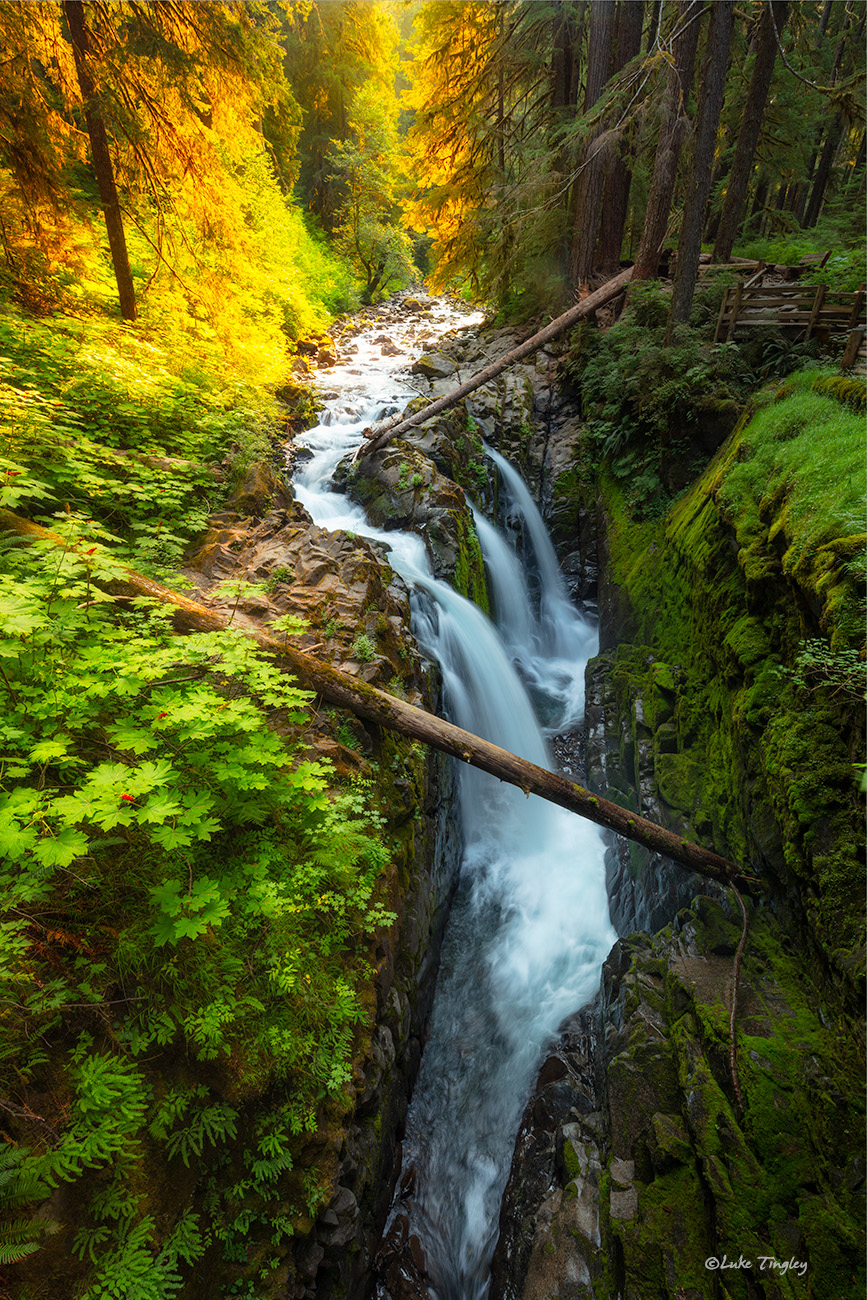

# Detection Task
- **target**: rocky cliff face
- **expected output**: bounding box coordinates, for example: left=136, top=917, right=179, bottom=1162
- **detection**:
left=489, top=379, right=865, bottom=1298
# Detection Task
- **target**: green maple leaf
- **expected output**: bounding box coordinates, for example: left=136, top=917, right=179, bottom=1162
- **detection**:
left=105, top=723, right=158, bottom=756
left=150, top=824, right=195, bottom=850
left=29, top=737, right=73, bottom=764
left=138, top=794, right=182, bottom=825
left=32, top=826, right=90, bottom=868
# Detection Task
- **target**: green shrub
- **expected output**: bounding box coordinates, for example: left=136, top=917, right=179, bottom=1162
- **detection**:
left=0, top=526, right=395, bottom=1290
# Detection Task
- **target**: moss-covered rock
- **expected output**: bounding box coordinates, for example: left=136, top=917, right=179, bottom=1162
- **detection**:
left=338, top=439, right=489, bottom=608
left=594, top=381, right=865, bottom=997
left=494, top=900, right=866, bottom=1300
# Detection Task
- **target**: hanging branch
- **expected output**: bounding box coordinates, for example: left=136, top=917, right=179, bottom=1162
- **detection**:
left=0, top=506, right=761, bottom=897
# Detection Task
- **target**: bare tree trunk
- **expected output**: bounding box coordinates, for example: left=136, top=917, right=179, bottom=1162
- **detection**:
left=797, top=1, right=857, bottom=228
left=552, top=0, right=584, bottom=276
left=630, top=0, right=702, bottom=284
left=847, top=130, right=866, bottom=194
left=569, top=0, right=616, bottom=286
left=63, top=0, right=137, bottom=322
left=0, top=506, right=756, bottom=893
left=713, top=1, right=789, bottom=263
left=668, top=0, right=735, bottom=332
left=803, top=113, right=844, bottom=227
left=358, top=267, right=633, bottom=458
left=597, top=0, right=645, bottom=274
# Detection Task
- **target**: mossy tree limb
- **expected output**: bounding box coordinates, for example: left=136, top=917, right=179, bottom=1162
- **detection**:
left=0, top=507, right=758, bottom=893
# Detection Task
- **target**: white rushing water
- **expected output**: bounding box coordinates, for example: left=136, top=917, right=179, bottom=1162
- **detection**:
left=292, top=299, right=615, bottom=1298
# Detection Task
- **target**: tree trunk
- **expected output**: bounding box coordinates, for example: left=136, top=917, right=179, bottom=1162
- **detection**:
left=357, top=267, right=633, bottom=458
left=629, top=0, right=702, bottom=284
left=713, top=1, right=789, bottom=263
left=847, top=130, right=866, bottom=194
left=569, top=0, right=616, bottom=286
left=668, top=0, right=735, bottom=332
left=797, top=3, right=859, bottom=228
left=803, top=113, right=844, bottom=227
left=63, top=0, right=137, bottom=322
left=745, top=175, right=769, bottom=233
left=0, top=507, right=756, bottom=893
left=597, top=0, right=645, bottom=274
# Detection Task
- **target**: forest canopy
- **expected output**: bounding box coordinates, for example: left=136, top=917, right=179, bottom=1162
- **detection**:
left=0, top=0, right=862, bottom=340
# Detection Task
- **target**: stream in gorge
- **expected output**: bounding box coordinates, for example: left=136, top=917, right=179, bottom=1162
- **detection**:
left=291, top=300, right=617, bottom=1298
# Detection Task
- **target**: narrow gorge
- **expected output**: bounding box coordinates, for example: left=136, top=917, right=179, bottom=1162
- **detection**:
left=190, top=294, right=863, bottom=1300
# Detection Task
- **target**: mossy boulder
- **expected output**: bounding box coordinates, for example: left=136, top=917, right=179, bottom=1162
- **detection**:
left=338, top=440, right=488, bottom=608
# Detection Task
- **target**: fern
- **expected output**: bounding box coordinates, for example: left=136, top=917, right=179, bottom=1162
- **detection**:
left=0, top=1146, right=55, bottom=1266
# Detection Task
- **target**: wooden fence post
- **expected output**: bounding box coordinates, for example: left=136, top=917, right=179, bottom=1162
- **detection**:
left=806, top=284, right=827, bottom=339
left=725, top=281, right=744, bottom=342
left=714, top=287, right=730, bottom=343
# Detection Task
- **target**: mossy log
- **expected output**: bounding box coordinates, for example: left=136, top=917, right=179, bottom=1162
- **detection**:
left=357, top=267, right=634, bottom=459
left=0, top=507, right=757, bottom=893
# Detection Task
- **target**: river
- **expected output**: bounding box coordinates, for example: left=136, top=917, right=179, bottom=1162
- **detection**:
left=292, top=298, right=616, bottom=1299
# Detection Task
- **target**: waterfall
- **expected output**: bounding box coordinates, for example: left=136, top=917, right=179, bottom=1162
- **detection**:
left=292, top=300, right=615, bottom=1298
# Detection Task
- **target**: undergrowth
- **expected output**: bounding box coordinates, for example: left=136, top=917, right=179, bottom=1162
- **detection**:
left=562, top=283, right=826, bottom=518
left=0, top=207, right=386, bottom=1293
left=0, top=523, right=395, bottom=1293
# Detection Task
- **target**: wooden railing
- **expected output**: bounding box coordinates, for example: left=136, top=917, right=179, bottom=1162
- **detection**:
left=713, top=281, right=866, bottom=344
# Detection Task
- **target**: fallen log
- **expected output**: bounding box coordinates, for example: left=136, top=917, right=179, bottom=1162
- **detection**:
left=357, top=267, right=634, bottom=459
left=0, top=507, right=758, bottom=894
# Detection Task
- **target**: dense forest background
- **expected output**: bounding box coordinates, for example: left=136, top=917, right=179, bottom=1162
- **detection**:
left=0, top=2, right=864, bottom=1297
left=1, top=0, right=865, bottom=336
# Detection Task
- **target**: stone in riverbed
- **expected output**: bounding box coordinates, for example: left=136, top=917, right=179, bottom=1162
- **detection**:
left=411, top=351, right=457, bottom=380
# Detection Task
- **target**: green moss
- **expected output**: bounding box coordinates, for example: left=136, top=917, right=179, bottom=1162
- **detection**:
left=654, top=752, right=702, bottom=816
left=596, top=373, right=865, bottom=980
left=562, top=1138, right=583, bottom=1181
left=724, top=616, right=772, bottom=670
left=452, top=510, right=489, bottom=612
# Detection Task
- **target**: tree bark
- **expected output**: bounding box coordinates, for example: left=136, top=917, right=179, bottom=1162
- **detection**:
left=569, top=0, right=616, bottom=286
left=551, top=0, right=584, bottom=276
left=795, top=1, right=857, bottom=228
left=803, top=113, right=844, bottom=228
left=597, top=0, right=645, bottom=274
left=357, top=267, right=633, bottom=458
left=630, top=0, right=702, bottom=285
left=713, top=1, right=789, bottom=263
left=63, top=0, right=137, bottom=322
left=0, top=506, right=756, bottom=893
left=668, top=0, right=735, bottom=332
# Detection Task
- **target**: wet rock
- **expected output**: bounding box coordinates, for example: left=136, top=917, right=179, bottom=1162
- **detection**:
left=185, top=508, right=430, bottom=694
left=411, top=351, right=457, bottom=380
left=490, top=1007, right=605, bottom=1300
left=583, top=648, right=724, bottom=937
left=339, top=440, right=488, bottom=605
left=224, top=461, right=294, bottom=517
left=375, top=1214, right=434, bottom=1300
left=496, top=898, right=866, bottom=1299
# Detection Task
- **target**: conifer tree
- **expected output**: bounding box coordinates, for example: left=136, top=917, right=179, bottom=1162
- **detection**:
left=63, top=0, right=137, bottom=320
left=630, top=0, right=702, bottom=285
left=712, top=0, right=789, bottom=263
left=668, top=0, right=734, bottom=330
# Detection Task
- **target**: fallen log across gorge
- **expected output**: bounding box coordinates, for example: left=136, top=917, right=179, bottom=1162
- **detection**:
left=1, top=507, right=760, bottom=894
left=357, top=266, right=634, bottom=458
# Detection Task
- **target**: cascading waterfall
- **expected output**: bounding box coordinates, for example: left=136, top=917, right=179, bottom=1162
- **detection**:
left=292, top=301, right=615, bottom=1298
